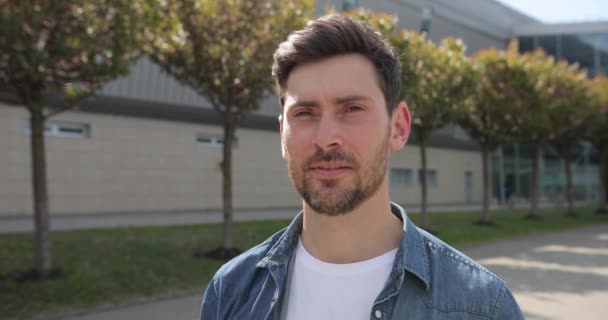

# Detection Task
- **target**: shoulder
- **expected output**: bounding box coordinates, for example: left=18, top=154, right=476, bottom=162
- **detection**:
left=210, top=227, right=287, bottom=296
left=417, top=228, right=519, bottom=318
left=420, top=228, right=503, bottom=286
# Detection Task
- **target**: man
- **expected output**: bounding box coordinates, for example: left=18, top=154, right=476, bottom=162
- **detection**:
left=201, top=14, right=524, bottom=320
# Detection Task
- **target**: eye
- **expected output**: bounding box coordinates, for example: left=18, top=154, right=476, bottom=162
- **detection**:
left=344, top=105, right=364, bottom=113
left=292, top=109, right=314, bottom=118
left=295, top=111, right=312, bottom=117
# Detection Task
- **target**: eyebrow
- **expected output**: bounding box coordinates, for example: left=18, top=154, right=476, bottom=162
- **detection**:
left=334, top=95, right=373, bottom=105
left=288, top=95, right=373, bottom=108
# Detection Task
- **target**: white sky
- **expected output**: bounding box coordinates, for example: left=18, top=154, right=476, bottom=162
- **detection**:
left=495, top=0, right=608, bottom=23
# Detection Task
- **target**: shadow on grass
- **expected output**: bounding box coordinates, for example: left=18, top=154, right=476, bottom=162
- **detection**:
left=474, top=219, right=496, bottom=227
left=193, top=247, right=242, bottom=261
left=524, top=214, right=543, bottom=221
left=6, top=267, right=66, bottom=283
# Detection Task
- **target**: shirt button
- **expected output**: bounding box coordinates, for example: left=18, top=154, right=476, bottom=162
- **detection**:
left=375, top=310, right=382, bottom=318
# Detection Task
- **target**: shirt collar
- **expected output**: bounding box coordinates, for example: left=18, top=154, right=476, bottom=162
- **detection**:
left=257, top=202, right=431, bottom=290
left=392, top=202, right=431, bottom=290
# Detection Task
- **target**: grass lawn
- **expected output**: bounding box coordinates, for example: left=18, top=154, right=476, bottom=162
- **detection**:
left=1, top=206, right=606, bottom=319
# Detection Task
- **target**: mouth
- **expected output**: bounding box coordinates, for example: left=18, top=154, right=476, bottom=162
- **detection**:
left=308, top=162, right=353, bottom=178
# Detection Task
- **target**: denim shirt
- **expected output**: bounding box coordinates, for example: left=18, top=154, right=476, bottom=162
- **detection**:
left=201, top=203, right=524, bottom=320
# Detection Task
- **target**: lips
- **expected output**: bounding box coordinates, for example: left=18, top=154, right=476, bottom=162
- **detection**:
left=310, top=161, right=352, bottom=170
left=308, top=162, right=353, bottom=178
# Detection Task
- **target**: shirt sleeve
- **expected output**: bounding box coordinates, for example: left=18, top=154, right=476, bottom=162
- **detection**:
left=494, top=285, right=525, bottom=320
left=200, top=278, right=220, bottom=320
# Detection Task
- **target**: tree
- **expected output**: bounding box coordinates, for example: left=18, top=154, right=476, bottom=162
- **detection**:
left=461, top=46, right=533, bottom=225
left=513, top=46, right=566, bottom=219
left=0, top=0, right=155, bottom=277
left=392, top=31, right=476, bottom=230
left=544, top=61, right=592, bottom=217
left=589, top=74, right=608, bottom=214
left=147, top=0, right=313, bottom=258
left=343, top=7, right=399, bottom=36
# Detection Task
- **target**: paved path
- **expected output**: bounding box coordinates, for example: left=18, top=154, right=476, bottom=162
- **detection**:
left=465, top=224, right=608, bottom=320
left=44, top=224, right=608, bottom=320
left=0, top=201, right=580, bottom=234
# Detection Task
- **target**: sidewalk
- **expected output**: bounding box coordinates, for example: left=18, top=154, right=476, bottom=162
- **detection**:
left=0, top=201, right=581, bottom=234
left=466, top=224, right=608, bottom=320
left=46, top=223, right=608, bottom=320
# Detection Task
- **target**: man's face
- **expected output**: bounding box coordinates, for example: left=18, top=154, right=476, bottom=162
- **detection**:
left=279, top=54, right=409, bottom=216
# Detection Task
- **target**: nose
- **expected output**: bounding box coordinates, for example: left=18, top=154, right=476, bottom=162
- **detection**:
left=312, top=114, right=342, bottom=151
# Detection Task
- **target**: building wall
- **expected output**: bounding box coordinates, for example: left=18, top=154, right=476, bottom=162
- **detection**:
left=0, top=102, right=483, bottom=216
left=390, top=144, right=483, bottom=206
left=0, top=103, right=300, bottom=215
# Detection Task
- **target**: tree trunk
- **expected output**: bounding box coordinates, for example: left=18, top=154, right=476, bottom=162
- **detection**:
left=29, top=100, right=52, bottom=275
left=419, top=139, right=429, bottom=230
left=527, top=143, right=541, bottom=219
left=564, top=147, right=576, bottom=216
left=222, top=111, right=234, bottom=249
left=480, top=145, right=492, bottom=224
left=598, top=145, right=608, bottom=214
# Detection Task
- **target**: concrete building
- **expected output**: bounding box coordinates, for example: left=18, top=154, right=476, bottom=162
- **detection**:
left=0, top=0, right=603, bottom=216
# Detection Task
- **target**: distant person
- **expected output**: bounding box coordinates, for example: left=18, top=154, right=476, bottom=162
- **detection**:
left=200, top=14, right=524, bottom=319
left=505, top=183, right=514, bottom=208
left=505, top=184, right=513, bottom=201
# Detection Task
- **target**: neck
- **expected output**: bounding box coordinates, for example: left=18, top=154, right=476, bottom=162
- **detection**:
left=300, top=184, right=403, bottom=264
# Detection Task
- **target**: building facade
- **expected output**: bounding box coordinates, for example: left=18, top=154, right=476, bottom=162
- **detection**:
left=491, top=21, right=608, bottom=203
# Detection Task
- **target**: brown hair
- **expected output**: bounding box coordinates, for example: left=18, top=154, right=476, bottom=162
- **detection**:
left=272, top=13, right=401, bottom=114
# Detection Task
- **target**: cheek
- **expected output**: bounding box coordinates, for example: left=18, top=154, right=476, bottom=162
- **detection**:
left=282, top=129, right=305, bottom=159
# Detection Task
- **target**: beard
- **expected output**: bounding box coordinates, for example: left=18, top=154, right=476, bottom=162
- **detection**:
left=286, top=130, right=390, bottom=216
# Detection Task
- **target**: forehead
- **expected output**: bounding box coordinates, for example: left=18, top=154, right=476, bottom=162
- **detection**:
left=284, top=54, right=384, bottom=106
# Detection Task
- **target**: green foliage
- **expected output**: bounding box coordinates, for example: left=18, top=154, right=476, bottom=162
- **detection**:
left=342, top=7, right=399, bottom=35
left=513, top=43, right=587, bottom=145
left=0, top=0, right=154, bottom=108
left=463, top=42, right=535, bottom=150
left=393, top=30, right=476, bottom=141
left=589, top=75, right=608, bottom=146
left=0, top=220, right=287, bottom=318
left=526, top=47, right=591, bottom=147
left=1, top=208, right=605, bottom=318
left=147, top=0, right=314, bottom=116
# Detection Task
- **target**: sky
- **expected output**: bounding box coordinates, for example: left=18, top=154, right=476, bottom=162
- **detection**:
left=495, top=0, right=608, bottom=23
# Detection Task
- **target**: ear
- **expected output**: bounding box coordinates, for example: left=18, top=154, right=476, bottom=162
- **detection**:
left=278, top=114, right=286, bottom=159
left=390, top=101, right=411, bottom=151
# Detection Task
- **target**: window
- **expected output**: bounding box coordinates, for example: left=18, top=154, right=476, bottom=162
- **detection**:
left=342, top=0, right=358, bottom=11
left=24, top=120, right=90, bottom=138
left=390, top=168, right=412, bottom=187
left=196, top=134, right=238, bottom=149
left=538, top=35, right=558, bottom=57
left=561, top=34, right=595, bottom=74
left=418, top=169, right=437, bottom=188
left=518, top=36, right=535, bottom=52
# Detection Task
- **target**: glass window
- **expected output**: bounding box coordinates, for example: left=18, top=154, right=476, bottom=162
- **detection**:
left=518, top=36, right=535, bottom=52
left=197, top=134, right=238, bottom=149
left=342, top=0, right=358, bottom=11
left=561, top=34, right=595, bottom=75
left=418, top=169, right=437, bottom=188
left=24, top=120, right=90, bottom=138
left=538, top=36, right=558, bottom=56
left=390, top=168, right=412, bottom=187
left=597, top=33, right=608, bottom=75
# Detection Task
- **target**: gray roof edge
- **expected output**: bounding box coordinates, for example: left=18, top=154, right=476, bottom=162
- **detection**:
left=392, top=0, right=538, bottom=39
left=0, top=91, right=479, bottom=151
left=0, top=91, right=279, bottom=131
left=515, top=20, right=608, bottom=36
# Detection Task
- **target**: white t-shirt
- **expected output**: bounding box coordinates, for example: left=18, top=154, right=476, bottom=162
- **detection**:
left=283, top=239, right=397, bottom=320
